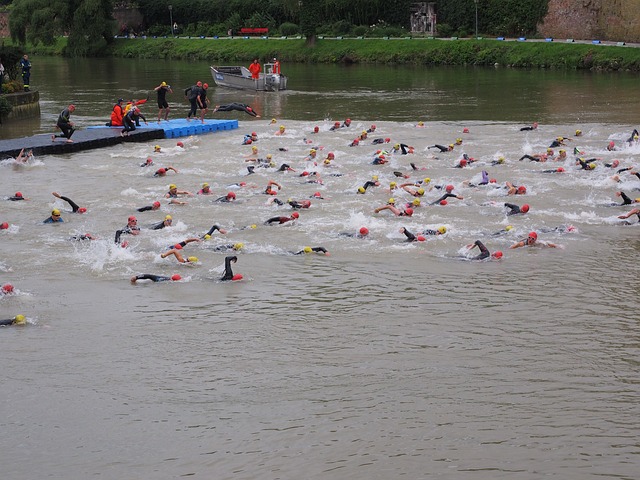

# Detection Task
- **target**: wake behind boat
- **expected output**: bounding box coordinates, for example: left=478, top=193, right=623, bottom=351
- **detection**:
left=210, top=63, right=288, bottom=91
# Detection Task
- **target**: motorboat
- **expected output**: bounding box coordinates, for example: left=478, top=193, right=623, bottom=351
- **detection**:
left=210, top=63, right=288, bottom=91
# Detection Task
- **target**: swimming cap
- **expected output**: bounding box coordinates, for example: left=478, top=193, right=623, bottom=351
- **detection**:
left=227, top=192, right=236, bottom=199
left=291, top=212, right=300, bottom=219
left=78, top=207, right=87, bottom=214
left=157, top=168, right=167, bottom=174
left=0, top=222, right=8, bottom=229
left=359, top=227, right=369, bottom=236
left=128, top=215, right=137, bottom=222
left=357, top=187, right=366, bottom=194
left=372, top=175, right=378, bottom=181
left=15, top=192, right=22, bottom=197
left=234, top=243, right=244, bottom=250
left=404, top=208, right=413, bottom=216
left=609, top=141, right=615, bottom=147
left=416, top=235, right=426, bottom=242
left=440, top=200, right=448, bottom=206
left=385, top=138, right=391, bottom=143
left=177, top=141, right=184, bottom=147
left=345, top=118, right=351, bottom=123
left=203, top=83, right=209, bottom=89
left=327, top=152, right=335, bottom=159
left=239, top=182, right=246, bottom=187
left=445, top=184, right=454, bottom=192
left=279, top=125, right=285, bottom=130
left=449, top=144, right=454, bottom=148
left=146, top=158, right=153, bottom=164
left=334, top=121, right=340, bottom=126
left=492, top=251, right=503, bottom=259
left=153, top=201, right=161, bottom=207
left=417, top=188, right=425, bottom=195
left=456, top=137, right=462, bottom=143
left=271, top=118, right=276, bottom=123
left=314, top=126, right=319, bottom=132
left=505, top=225, right=513, bottom=231
left=232, top=273, right=243, bottom=281
left=517, top=185, right=527, bottom=194
left=310, top=149, right=316, bottom=154
left=423, top=178, right=431, bottom=184
left=245, top=138, right=252, bottom=144
left=202, top=183, right=209, bottom=189
left=559, top=149, right=566, bottom=154
left=313, top=192, right=322, bottom=198
left=301, top=171, right=309, bottom=176
left=412, top=198, right=421, bottom=206
left=174, top=243, right=183, bottom=249
left=390, top=182, right=397, bottom=188
left=378, top=154, right=384, bottom=160
left=459, top=159, right=467, bottom=166
left=196, top=81, right=202, bottom=87
left=463, top=127, right=469, bottom=133
left=547, top=148, right=553, bottom=153
left=303, top=246, right=312, bottom=254
left=557, top=137, right=563, bottom=141
left=528, top=231, right=538, bottom=240
left=588, top=162, right=596, bottom=169
left=362, top=130, right=367, bottom=135
left=575, top=130, right=582, bottom=135
left=165, top=215, right=172, bottom=221
left=438, top=226, right=447, bottom=234
left=611, top=160, right=620, bottom=167
left=252, top=146, right=258, bottom=151
left=302, top=200, right=311, bottom=208
left=169, top=184, right=177, bottom=190
left=268, top=189, right=277, bottom=195
left=2, top=283, right=13, bottom=293
left=371, top=124, right=376, bottom=129
left=557, top=167, right=565, bottom=173
left=13, top=314, right=26, bottom=325
left=204, top=234, right=211, bottom=240
left=388, top=198, right=395, bottom=204
left=187, top=256, right=198, bottom=263
left=521, top=204, right=530, bottom=213
left=161, top=81, right=167, bottom=86
left=52, top=209, right=61, bottom=216
left=250, top=224, right=257, bottom=229
left=154, top=145, right=161, bottom=150
left=394, top=143, right=400, bottom=149
left=171, top=274, right=181, bottom=281
left=490, top=178, right=497, bottom=183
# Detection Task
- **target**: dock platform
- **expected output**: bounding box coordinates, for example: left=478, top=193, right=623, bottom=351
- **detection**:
left=0, top=118, right=238, bottom=159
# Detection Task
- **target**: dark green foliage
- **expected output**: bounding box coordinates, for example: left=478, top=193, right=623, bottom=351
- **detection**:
left=0, top=45, right=23, bottom=80
left=280, top=22, right=300, bottom=36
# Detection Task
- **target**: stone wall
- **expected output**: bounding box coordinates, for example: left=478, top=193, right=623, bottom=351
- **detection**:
left=0, top=90, right=41, bottom=122
left=0, top=12, right=8, bottom=38
left=538, top=0, right=640, bottom=43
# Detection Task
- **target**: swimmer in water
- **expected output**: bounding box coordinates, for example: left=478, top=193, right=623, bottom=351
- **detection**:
left=520, top=122, right=538, bottom=131
left=399, top=183, right=425, bottom=197
left=618, top=207, right=640, bottom=224
left=43, top=209, right=64, bottom=223
left=510, top=231, right=557, bottom=249
left=374, top=205, right=414, bottom=217
left=15, top=148, right=33, bottom=163
left=538, top=225, right=577, bottom=234
left=264, top=212, right=299, bottom=224
left=151, top=215, right=173, bottom=230
left=428, top=144, right=454, bottom=153
left=165, top=184, right=193, bottom=198
left=0, top=314, right=27, bottom=326
left=504, top=203, right=530, bottom=216
left=466, top=240, right=503, bottom=260
left=140, top=157, right=154, bottom=167
left=114, top=215, right=140, bottom=243
left=1, top=221, right=10, bottom=230
left=626, top=128, right=639, bottom=143
left=491, top=225, right=514, bottom=236
left=505, top=182, right=527, bottom=196
left=52, top=192, right=86, bottom=213
left=423, top=226, right=447, bottom=236
left=220, top=255, right=241, bottom=281
left=214, top=191, right=237, bottom=203
left=339, top=227, right=370, bottom=238
left=70, top=233, right=97, bottom=241
left=541, top=167, right=566, bottom=173
left=7, top=192, right=29, bottom=201
left=212, top=103, right=260, bottom=117
left=430, top=189, right=464, bottom=205
left=612, top=191, right=639, bottom=206
left=131, top=273, right=181, bottom=283
left=137, top=201, right=162, bottom=212
left=577, top=158, right=598, bottom=170
left=202, top=224, right=228, bottom=237
left=210, top=243, right=244, bottom=252
left=1, top=283, right=15, bottom=295
left=154, top=166, right=178, bottom=177
left=294, top=246, right=329, bottom=255
left=197, top=183, right=214, bottom=195
left=264, top=180, right=282, bottom=195
left=160, top=246, right=198, bottom=264
left=399, top=227, right=425, bottom=242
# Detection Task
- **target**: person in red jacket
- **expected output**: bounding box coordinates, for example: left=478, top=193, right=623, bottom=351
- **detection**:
left=108, top=98, right=124, bottom=127
left=249, top=59, right=261, bottom=80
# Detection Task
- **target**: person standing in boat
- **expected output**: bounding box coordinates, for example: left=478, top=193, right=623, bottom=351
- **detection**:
left=272, top=57, right=281, bottom=74
left=249, top=59, right=261, bottom=80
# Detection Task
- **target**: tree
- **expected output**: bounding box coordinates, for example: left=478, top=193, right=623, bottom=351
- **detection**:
left=9, top=0, right=116, bottom=55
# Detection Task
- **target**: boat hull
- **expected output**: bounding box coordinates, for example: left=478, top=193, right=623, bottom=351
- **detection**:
left=210, top=66, right=288, bottom=91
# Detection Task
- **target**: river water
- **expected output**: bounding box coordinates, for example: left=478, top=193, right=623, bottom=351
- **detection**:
left=1, top=58, right=639, bottom=480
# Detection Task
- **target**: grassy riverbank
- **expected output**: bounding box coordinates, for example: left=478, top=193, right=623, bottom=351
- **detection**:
left=13, top=36, right=640, bottom=71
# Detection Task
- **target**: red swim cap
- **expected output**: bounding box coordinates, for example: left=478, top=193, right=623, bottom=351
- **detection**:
left=521, top=204, right=530, bottom=213
left=291, top=212, right=299, bottom=219
left=1, top=283, right=13, bottom=293
left=301, top=171, right=309, bottom=176
left=528, top=231, right=538, bottom=239
left=245, top=138, right=252, bottom=144
left=313, top=192, right=322, bottom=198
left=489, top=178, right=497, bottom=183
left=197, top=81, right=202, bottom=87
left=334, top=121, right=340, bottom=126
left=492, top=251, right=503, bottom=259
left=327, top=152, right=335, bottom=159
left=459, top=159, right=467, bottom=166
left=517, top=185, right=527, bottom=194
left=171, top=274, right=181, bottom=281
left=153, top=201, right=161, bottom=207
left=557, top=167, right=565, bottom=173
left=385, top=138, right=391, bottom=143
left=15, top=192, right=22, bottom=197
left=174, top=244, right=183, bottom=250
left=176, top=141, right=184, bottom=148
left=463, top=127, right=469, bottom=133
left=128, top=215, right=137, bottom=222
left=371, top=124, right=376, bottom=129
left=78, top=207, right=87, bottom=214
left=203, top=83, right=209, bottom=89
left=359, top=227, right=369, bottom=236
left=268, top=189, right=277, bottom=196
left=232, top=273, right=243, bottom=281
left=440, top=200, right=448, bottom=206
left=158, top=168, right=166, bottom=174
left=346, top=118, right=351, bottom=123
left=404, top=208, right=414, bottom=216
left=302, top=200, right=311, bottom=208
left=314, top=126, right=319, bottom=132
left=0, top=222, right=8, bottom=229
left=416, top=235, right=426, bottom=242
left=227, top=192, right=236, bottom=199
left=239, top=182, right=246, bottom=187
left=445, top=184, right=454, bottom=192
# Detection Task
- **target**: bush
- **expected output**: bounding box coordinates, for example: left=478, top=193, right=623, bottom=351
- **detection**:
left=279, top=22, right=299, bottom=36
left=1, top=79, right=23, bottom=94
left=353, top=25, right=367, bottom=37
left=0, top=95, right=12, bottom=116
left=436, top=23, right=453, bottom=37
left=332, top=20, right=352, bottom=36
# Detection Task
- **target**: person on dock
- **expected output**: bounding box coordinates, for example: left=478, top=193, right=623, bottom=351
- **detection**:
left=154, top=82, right=173, bottom=122
left=121, top=107, right=148, bottom=137
left=212, top=103, right=260, bottom=117
left=107, top=98, right=125, bottom=127
left=185, top=81, right=202, bottom=121
left=198, top=83, right=210, bottom=123
left=52, top=105, right=76, bottom=143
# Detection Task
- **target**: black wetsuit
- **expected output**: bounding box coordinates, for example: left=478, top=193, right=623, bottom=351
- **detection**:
left=277, top=164, right=292, bottom=172
left=122, top=109, right=146, bottom=134
left=7, top=196, right=25, bottom=201
left=215, top=103, right=258, bottom=117
left=401, top=228, right=417, bottom=242
left=220, top=255, right=238, bottom=281
left=151, top=221, right=169, bottom=230
left=56, top=195, right=81, bottom=213
left=549, top=140, right=563, bottom=148
left=362, top=181, right=378, bottom=191
left=265, top=216, right=293, bottom=225
left=519, top=154, right=541, bottom=162
left=204, top=224, right=225, bottom=237
left=471, top=240, right=490, bottom=260
left=137, top=205, right=156, bottom=212
left=422, top=229, right=440, bottom=236
left=54, top=108, right=75, bottom=140
left=114, top=226, right=140, bottom=243
left=431, top=193, right=459, bottom=205
left=0, top=318, right=17, bottom=326
left=429, top=144, right=450, bottom=152
left=626, top=129, right=638, bottom=143
left=618, top=192, right=634, bottom=205
left=372, top=138, right=385, bottom=144
left=520, top=125, right=536, bottom=131
left=134, top=274, right=171, bottom=282
left=185, top=85, right=201, bottom=119
left=157, top=86, right=170, bottom=109
left=295, top=247, right=328, bottom=255
left=505, top=203, right=524, bottom=216
left=397, top=143, right=410, bottom=155
left=198, top=88, right=208, bottom=111
left=578, top=158, right=597, bottom=170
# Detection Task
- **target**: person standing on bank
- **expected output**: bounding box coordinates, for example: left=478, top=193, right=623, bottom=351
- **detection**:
left=52, top=104, right=76, bottom=143
left=20, top=54, right=31, bottom=91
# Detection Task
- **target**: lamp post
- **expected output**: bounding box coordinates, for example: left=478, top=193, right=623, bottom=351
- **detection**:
left=169, top=5, right=174, bottom=37
left=474, top=0, right=478, bottom=39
